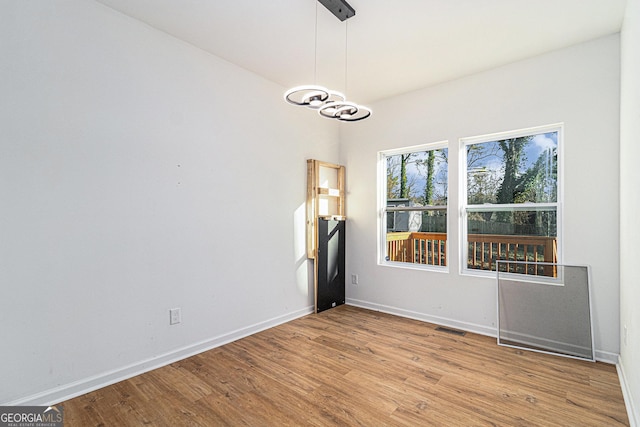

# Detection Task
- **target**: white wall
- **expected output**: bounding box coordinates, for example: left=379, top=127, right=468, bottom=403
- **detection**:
left=341, top=35, right=621, bottom=360
left=620, top=0, right=640, bottom=423
left=0, top=0, right=338, bottom=404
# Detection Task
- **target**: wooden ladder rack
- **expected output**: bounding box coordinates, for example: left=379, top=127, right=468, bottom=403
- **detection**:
left=306, top=159, right=346, bottom=259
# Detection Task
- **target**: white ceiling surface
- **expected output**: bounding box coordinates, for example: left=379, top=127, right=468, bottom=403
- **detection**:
left=96, top=0, right=626, bottom=104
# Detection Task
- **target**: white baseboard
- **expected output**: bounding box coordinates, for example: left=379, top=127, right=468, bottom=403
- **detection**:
left=596, top=349, right=620, bottom=365
left=7, top=300, right=624, bottom=411
left=346, top=298, right=619, bottom=364
left=499, top=329, right=594, bottom=361
left=4, top=306, right=314, bottom=406
left=346, top=298, right=496, bottom=337
left=618, top=361, right=639, bottom=427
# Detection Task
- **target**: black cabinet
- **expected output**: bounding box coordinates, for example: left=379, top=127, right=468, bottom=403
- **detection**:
left=316, top=218, right=345, bottom=313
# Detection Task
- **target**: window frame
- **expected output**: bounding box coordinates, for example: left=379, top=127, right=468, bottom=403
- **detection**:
left=378, top=141, right=449, bottom=272
left=459, top=124, right=564, bottom=278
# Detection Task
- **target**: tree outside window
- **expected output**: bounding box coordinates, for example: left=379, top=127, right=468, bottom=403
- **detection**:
left=462, top=125, right=561, bottom=276
left=380, top=143, right=448, bottom=268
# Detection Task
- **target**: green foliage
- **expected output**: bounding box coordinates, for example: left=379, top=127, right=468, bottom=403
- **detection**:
left=513, top=148, right=557, bottom=203
left=424, top=151, right=435, bottom=205
left=467, top=133, right=558, bottom=235
left=399, top=153, right=414, bottom=199
left=496, top=137, right=530, bottom=204
left=386, top=149, right=448, bottom=206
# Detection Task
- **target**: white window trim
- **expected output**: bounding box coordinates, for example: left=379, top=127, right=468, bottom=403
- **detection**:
left=459, top=124, right=564, bottom=278
left=377, top=141, right=449, bottom=272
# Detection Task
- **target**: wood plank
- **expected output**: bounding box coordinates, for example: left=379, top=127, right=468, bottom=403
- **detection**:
left=306, top=159, right=316, bottom=259
left=60, top=305, right=629, bottom=426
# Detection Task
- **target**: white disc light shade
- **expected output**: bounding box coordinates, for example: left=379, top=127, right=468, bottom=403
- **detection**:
left=284, top=85, right=345, bottom=109
left=318, top=100, right=371, bottom=122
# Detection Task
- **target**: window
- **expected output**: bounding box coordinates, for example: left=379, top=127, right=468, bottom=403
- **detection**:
left=461, top=125, right=561, bottom=277
left=379, top=143, right=448, bottom=269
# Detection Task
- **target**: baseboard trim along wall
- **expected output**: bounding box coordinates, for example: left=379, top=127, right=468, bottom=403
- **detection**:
left=346, top=298, right=496, bottom=337
left=345, top=299, right=619, bottom=365
left=5, top=306, right=314, bottom=406
left=8, top=300, right=622, bottom=407
left=618, top=361, right=639, bottom=427
left=498, top=329, right=594, bottom=360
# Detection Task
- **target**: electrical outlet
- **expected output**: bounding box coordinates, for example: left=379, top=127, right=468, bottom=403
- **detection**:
left=169, top=308, right=181, bottom=325
left=351, top=274, right=359, bottom=285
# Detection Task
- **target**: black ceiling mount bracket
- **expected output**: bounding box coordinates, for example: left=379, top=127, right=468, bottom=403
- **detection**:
left=318, top=0, right=355, bottom=21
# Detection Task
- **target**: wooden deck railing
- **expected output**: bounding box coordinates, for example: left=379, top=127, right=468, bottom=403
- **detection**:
left=387, top=232, right=558, bottom=276
left=467, top=234, right=557, bottom=276
left=387, top=232, right=447, bottom=266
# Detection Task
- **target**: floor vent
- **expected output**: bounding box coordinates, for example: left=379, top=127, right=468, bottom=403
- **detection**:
left=435, top=326, right=466, bottom=336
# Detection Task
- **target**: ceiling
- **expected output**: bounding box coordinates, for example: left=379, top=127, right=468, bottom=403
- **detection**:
left=95, top=0, right=626, bottom=104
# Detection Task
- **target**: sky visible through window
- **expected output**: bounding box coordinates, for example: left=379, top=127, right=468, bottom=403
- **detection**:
left=467, top=131, right=558, bottom=205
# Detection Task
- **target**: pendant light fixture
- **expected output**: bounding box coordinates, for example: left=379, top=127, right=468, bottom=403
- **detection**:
left=319, top=100, right=371, bottom=122
left=284, top=0, right=371, bottom=122
left=317, top=18, right=371, bottom=122
left=284, top=85, right=345, bottom=109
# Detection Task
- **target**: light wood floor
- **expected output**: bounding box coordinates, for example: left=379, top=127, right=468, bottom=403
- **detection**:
left=60, top=305, right=629, bottom=426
